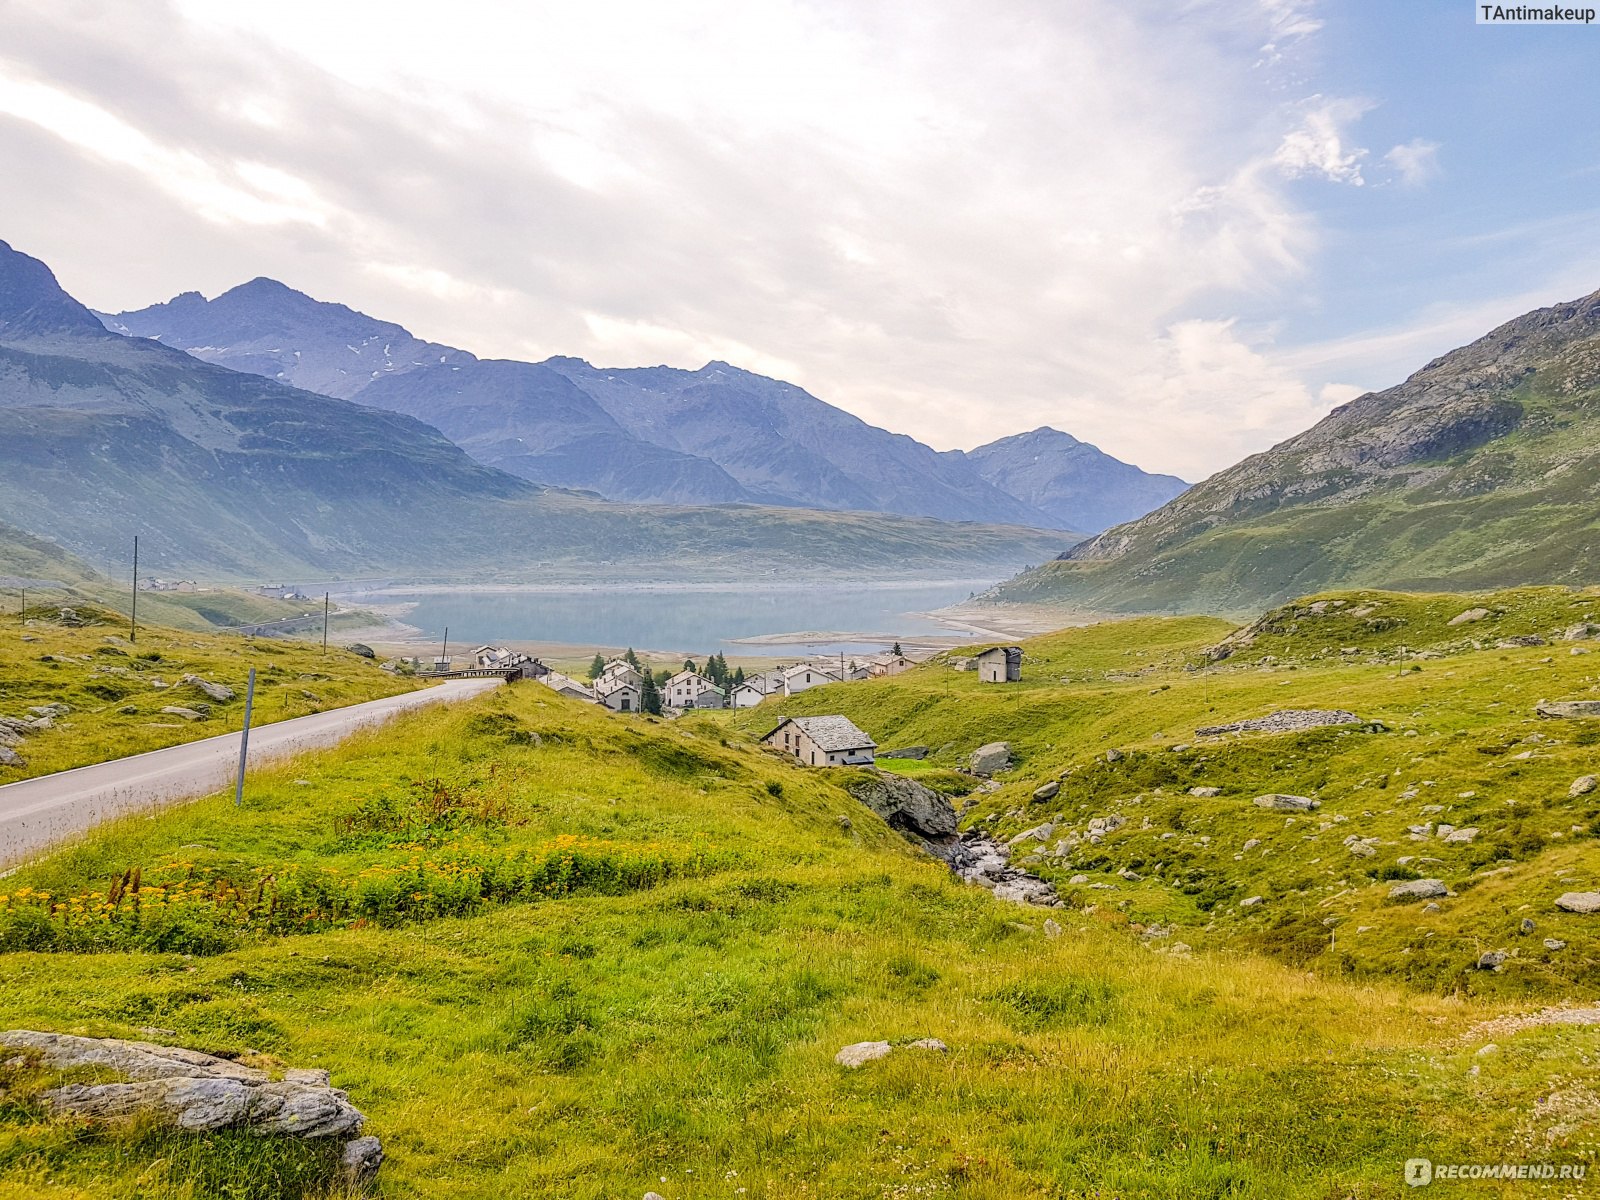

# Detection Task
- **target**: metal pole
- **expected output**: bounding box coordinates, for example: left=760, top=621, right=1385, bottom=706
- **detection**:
left=129, top=535, right=138, bottom=644
left=441, top=625, right=449, bottom=673
left=18, top=587, right=22, bottom=618
left=322, top=592, right=329, bottom=654
left=234, top=667, right=256, bottom=807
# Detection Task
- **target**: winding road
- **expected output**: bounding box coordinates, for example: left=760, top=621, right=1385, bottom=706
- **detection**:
left=0, top=677, right=502, bottom=869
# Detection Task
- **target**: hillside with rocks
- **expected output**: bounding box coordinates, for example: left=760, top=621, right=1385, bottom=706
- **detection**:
left=990, top=287, right=1600, bottom=613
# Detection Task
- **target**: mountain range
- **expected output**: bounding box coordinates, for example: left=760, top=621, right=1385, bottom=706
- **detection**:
left=990, top=285, right=1600, bottom=613
left=101, top=280, right=1186, bottom=532
left=0, top=239, right=1068, bottom=581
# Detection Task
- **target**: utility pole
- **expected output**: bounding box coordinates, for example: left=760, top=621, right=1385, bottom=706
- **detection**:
left=17, top=587, right=23, bottom=618
left=234, top=667, right=256, bottom=807
left=129, top=535, right=138, bottom=644
left=441, top=625, right=449, bottom=674
left=322, top=592, right=330, bottom=654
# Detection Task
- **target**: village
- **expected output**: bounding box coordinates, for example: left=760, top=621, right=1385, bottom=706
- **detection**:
left=389, top=641, right=1025, bottom=770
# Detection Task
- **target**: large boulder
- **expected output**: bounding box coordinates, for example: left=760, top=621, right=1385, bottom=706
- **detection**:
left=969, top=742, right=1012, bottom=775
left=0, top=1032, right=373, bottom=1158
left=845, top=771, right=957, bottom=839
left=835, top=1041, right=892, bottom=1068
left=179, top=674, right=235, bottom=703
left=1252, top=794, right=1320, bottom=812
left=1389, top=879, right=1448, bottom=902
left=1555, top=892, right=1600, bottom=914
left=1537, top=700, right=1600, bottom=720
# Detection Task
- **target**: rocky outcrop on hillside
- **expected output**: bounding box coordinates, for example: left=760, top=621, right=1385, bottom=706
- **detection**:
left=0, top=1031, right=382, bottom=1184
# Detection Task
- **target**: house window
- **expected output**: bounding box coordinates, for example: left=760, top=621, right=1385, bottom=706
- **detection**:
left=621, top=698, right=631, bottom=711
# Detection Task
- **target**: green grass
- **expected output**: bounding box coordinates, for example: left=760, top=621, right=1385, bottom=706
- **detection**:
left=5, top=593, right=1600, bottom=1196
left=0, top=606, right=420, bottom=781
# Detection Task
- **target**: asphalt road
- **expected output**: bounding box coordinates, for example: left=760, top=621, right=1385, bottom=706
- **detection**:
left=0, top=677, right=502, bottom=869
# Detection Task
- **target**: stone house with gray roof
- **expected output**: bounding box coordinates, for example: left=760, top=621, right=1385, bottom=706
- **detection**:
left=761, top=715, right=876, bottom=767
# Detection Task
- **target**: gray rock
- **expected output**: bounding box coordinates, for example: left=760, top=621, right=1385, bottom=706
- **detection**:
left=1389, top=879, right=1448, bottom=901
left=1563, top=623, right=1600, bottom=641
left=1116, top=868, right=1142, bottom=882
left=1555, top=891, right=1600, bottom=914
left=1196, top=710, right=1364, bottom=737
left=179, top=674, right=234, bottom=703
left=1519, top=918, right=1536, bottom=934
left=1476, top=951, right=1507, bottom=971
left=1496, top=635, right=1546, bottom=648
left=0, top=1031, right=366, bottom=1141
left=1448, top=607, right=1491, bottom=626
left=1006, top=822, right=1054, bottom=847
left=1253, top=794, right=1320, bottom=811
left=158, top=706, right=205, bottom=721
left=1068, top=874, right=1089, bottom=885
left=1545, top=938, right=1568, bottom=950
left=1043, top=918, right=1062, bottom=938
left=835, top=1040, right=892, bottom=1068
left=844, top=772, right=957, bottom=839
left=1240, top=896, right=1263, bottom=908
left=1105, top=748, right=1124, bottom=762
left=1189, top=786, right=1221, bottom=797
left=1571, top=776, right=1598, bottom=797
left=0, top=746, right=20, bottom=767
left=1242, top=838, right=1261, bottom=851
left=1537, top=700, right=1600, bottom=720
left=969, top=742, right=1012, bottom=775
left=907, top=1038, right=947, bottom=1052
left=1442, top=827, right=1479, bottom=844
left=341, top=1135, right=384, bottom=1184
left=1032, top=780, right=1060, bottom=802
left=347, top=643, right=376, bottom=659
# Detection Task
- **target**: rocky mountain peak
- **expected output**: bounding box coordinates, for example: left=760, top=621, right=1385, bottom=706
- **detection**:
left=0, top=240, right=111, bottom=341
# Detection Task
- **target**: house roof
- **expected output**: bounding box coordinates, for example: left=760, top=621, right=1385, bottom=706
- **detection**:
left=766, top=715, right=876, bottom=752
left=975, top=645, right=1023, bottom=659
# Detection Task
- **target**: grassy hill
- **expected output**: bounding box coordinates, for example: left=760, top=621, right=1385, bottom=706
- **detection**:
left=722, top=585, right=1600, bottom=994
left=3, top=627, right=1600, bottom=1196
left=0, top=604, right=418, bottom=781
left=989, top=287, right=1600, bottom=615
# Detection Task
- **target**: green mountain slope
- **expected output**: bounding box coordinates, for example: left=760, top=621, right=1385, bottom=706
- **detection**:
left=5, top=626, right=1598, bottom=1197
left=0, top=240, right=1065, bottom=581
left=990, top=287, right=1600, bottom=613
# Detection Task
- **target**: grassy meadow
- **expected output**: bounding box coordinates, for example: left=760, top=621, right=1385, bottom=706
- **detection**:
left=0, top=606, right=420, bottom=781
left=2, top=589, right=1600, bottom=1196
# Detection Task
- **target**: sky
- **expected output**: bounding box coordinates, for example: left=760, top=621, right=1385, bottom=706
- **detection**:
left=0, top=0, right=1597, bottom=481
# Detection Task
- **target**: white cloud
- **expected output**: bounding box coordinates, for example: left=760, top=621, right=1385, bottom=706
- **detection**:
left=1384, top=138, right=1442, bottom=187
left=0, top=0, right=1430, bottom=483
left=1272, top=95, right=1372, bottom=185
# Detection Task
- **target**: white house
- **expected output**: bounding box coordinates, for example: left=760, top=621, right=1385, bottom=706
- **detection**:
left=731, top=681, right=767, bottom=708
left=540, top=671, right=597, bottom=702
left=761, top=715, right=876, bottom=767
left=600, top=683, right=642, bottom=712
left=867, top=654, right=916, bottom=678
left=782, top=664, right=839, bottom=695
left=976, top=646, right=1023, bottom=683
left=596, top=662, right=644, bottom=693
left=664, top=670, right=719, bottom=709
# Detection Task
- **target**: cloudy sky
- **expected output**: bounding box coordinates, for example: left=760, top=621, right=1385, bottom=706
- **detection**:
left=1, top=0, right=1597, bottom=480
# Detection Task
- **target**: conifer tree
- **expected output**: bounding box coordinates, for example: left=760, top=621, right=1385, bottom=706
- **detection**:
left=625, top=647, right=640, bottom=669
left=589, top=653, right=606, bottom=680
left=892, top=642, right=903, bottom=657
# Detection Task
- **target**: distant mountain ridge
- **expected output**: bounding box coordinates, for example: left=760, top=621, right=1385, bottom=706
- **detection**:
left=948, top=426, right=1188, bottom=535
left=102, top=281, right=1180, bottom=532
left=990, top=285, right=1600, bottom=613
left=0, top=239, right=1070, bottom=581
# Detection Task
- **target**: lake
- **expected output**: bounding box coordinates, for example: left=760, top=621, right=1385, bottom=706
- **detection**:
left=338, top=580, right=997, bottom=657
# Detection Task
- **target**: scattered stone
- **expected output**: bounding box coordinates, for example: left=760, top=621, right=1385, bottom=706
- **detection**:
left=347, top=643, right=376, bottom=659
left=1571, top=776, right=1599, bottom=798
left=1475, top=1043, right=1500, bottom=1056
left=178, top=674, right=234, bottom=703
left=1520, top=918, right=1536, bottom=935
left=1196, top=709, right=1364, bottom=737
left=0, top=746, right=21, bottom=767
left=836, top=815, right=852, bottom=831
left=1189, top=786, right=1221, bottom=797
left=1555, top=892, right=1600, bottom=914
left=835, top=1041, right=892, bottom=1068
left=1068, top=874, right=1088, bottom=885
left=907, top=1038, right=947, bottom=1052
left=1496, top=635, right=1547, bottom=649
left=1087, top=814, right=1126, bottom=835
left=1476, top=951, right=1507, bottom=971
left=969, top=742, right=1012, bottom=776
left=1389, top=879, right=1449, bottom=902
left=341, top=1135, right=383, bottom=1185
left=1006, top=822, right=1054, bottom=847
left=1564, top=623, right=1600, bottom=641
left=1537, top=700, right=1600, bottom=720
left=1116, top=868, right=1142, bottom=882
left=1449, top=608, right=1492, bottom=626
left=1443, top=827, right=1479, bottom=844
left=1240, top=896, right=1263, bottom=908
left=1032, top=781, right=1060, bottom=802
left=1105, top=748, right=1123, bottom=762
left=1545, top=939, right=1568, bottom=951
left=1043, top=918, right=1062, bottom=939
left=1422, top=902, right=1442, bottom=913
left=1242, top=838, right=1261, bottom=851
left=1253, top=794, right=1319, bottom=812
left=158, top=706, right=206, bottom=722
